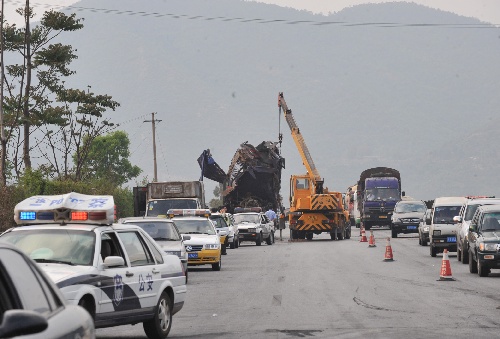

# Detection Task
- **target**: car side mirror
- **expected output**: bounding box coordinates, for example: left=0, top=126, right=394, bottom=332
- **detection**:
left=104, top=256, right=125, bottom=268
left=0, top=310, right=48, bottom=337
left=182, top=235, right=191, bottom=241
left=425, top=218, right=431, bottom=225
left=453, top=216, right=461, bottom=223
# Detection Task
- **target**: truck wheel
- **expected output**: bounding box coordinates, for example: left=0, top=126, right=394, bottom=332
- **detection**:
left=256, top=233, right=262, bottom=246
left=212, top=256, right=221, bottom=271
left=430, top=245, right=437, bottom=257
left=330, top=232, right=335, bottom=240
left=391, top=229, right=398, bottom=238
left=338, top=228, right=345, bottom=240
left=469, top=250, right=477, bottom=273
left=143, top=292, right=172, bottom=339
left=345, top=227, right=351, bottom=239
left=306, top=232, right=313, bottom=241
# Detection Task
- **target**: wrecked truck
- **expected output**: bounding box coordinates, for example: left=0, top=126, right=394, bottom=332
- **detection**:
left=198, top=141, right=285, bottom=214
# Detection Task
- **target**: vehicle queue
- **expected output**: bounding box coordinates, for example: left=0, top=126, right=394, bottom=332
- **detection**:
left=0, top=193, right=276, bottom=338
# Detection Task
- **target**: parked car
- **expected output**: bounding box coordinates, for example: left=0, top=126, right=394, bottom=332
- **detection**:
left=233, top=207, right=274, bottom=246
left=429, top=196, right=467, bottom=257
left=418, top=208, right=432, bottom=246
left=467, top=205, right=500, bottom=277
left=210, top=213, right=239, bottom=250
left=390, top=200, right=426, bottom=238
left=0, top=242, right=95, bottom=339
left=119, top=216, right=190, bottom=282
left=168, top=209, right=222, bottom=271
left=453, top=197, right=500, bottom=265
left=1, top=193, right=186, bottom=339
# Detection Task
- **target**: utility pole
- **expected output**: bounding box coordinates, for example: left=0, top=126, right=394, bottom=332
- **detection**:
left=143, top=112, right=162, bottom=182
left=0, top=0, right=6, bottom=185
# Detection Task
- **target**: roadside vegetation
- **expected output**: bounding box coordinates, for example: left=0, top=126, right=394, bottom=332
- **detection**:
left=0, top=4, right=140, bottom=231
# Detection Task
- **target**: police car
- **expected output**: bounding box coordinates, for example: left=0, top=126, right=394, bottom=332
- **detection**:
left=0, top=193, right=187, bottom=339
left=167, top=209, right=222, bottom=271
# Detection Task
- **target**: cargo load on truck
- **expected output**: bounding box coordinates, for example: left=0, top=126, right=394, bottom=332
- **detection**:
left=198, top=142, right=285, bottom=214
left=356, top=167, right=404, bottom=230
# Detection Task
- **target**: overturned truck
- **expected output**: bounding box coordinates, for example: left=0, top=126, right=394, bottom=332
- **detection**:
left=198, top=141, right=285, bottom=213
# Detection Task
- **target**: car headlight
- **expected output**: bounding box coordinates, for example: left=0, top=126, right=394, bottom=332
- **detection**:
left=423, top=226, right=429, bottom=232
left=479, top=243, right=498, bottom=251
left=248, top=228, right=256, bottom=232
left=393, top=218, right=400, bottom=223
left=218, top=230, right=227, bottom=236
left=364, top=215, right=370, bottom=218
left=433, top=230, right=441, bottom=236
left=164, top=251, right=181, bottom=257
left=205, top=244, right=220, bottom=249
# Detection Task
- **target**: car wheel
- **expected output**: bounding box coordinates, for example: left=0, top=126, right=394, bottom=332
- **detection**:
left=422, top=236, right=428, bottom=246
left=212, top=256, right=221, bottom=271
left=477, top=260, right=490, bottom=277
left=229, top=239, right=235, bottom=249
left=78, top=297, right=95, bottom=320
left=430, top=245, right=437, bottom=257
left=256, top=233, right=262, bottom=246
left=235, top=238, right=239, bottom=248
left=221, top=244, right=227, bottom=255
left=462, top=247, right=469, bottom=264
left=418, top=235, right=422, bottom=246
left=266, top=232, right=273, bottom=245
left=469, top=250, right=478, bottom=273
left=185, top=268, right=188, bottom=284
left=143, top=292, right=172, bottom=339
left=391, top=229, right=398, bottom=238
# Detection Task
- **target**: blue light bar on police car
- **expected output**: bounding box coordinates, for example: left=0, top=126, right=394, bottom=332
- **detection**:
left=14, top=192, right=115, bottom=225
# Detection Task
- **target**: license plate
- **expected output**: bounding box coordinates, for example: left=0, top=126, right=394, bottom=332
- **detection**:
left=379, top=216, right=387, bottom=219
left=408, top=226, right=417, bottom=230
left=447, top=237, right=456, bottom=243
left=188, top=253, right=198, bottom=259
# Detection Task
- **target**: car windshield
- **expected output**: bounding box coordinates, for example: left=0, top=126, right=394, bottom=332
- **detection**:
left=433, top=206, right=461, bottom=224
left=395, top=203, right=426, bottom=213
left=146, top=199, right=198, bottom=217
left=174, top=219, right=216, bottom=235
left=233, top=214, right=260, bottom=224
left=131, top=221, right=181, bottom=241
left=209, top=217, right=228, bottom=229
left=481, top=213, right=500, bottom=231
left=0, top=229, right=96, bottom=266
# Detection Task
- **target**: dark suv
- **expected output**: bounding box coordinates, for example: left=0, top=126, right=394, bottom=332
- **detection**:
left=390, top=200, right=427, bottom=238
left=468, top=205, right=500, bottom=277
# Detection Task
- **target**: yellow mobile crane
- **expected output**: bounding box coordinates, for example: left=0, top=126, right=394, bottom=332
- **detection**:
left=278, top=92, right=350, bottom=240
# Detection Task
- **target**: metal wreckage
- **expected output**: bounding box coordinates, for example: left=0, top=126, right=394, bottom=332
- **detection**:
left=198, top=141, right=285, bottom=213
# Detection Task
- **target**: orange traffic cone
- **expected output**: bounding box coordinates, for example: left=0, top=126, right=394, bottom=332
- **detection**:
left=368, top=230, right=376, bottom=247
left=439, top=249, right=455, bottom=281
left=383, top=237, right=394, bottom=261
left=359, top=226, right=368, bottom=242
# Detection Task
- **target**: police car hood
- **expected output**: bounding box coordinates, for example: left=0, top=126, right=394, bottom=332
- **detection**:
left=39, top=264, right=95, bottom=284
left=155, top=241, right=183, bottom=252
left=182, top=234, right=219, bottom=245
left=236, top=222, right=260, bottom=230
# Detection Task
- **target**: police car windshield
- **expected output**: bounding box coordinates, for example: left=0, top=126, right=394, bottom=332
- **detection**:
left=233, top=214, right=260, bottom=224
left=174, top=219, right=216, bottom=235
left=209, top=217, right=228, bottom=228
left=132, top=221, right=181, bottom=241
left=0, top=229, right=96, bottom=266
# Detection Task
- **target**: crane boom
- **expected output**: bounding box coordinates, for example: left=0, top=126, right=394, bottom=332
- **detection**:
left=278, top=92, right=321, bottom=183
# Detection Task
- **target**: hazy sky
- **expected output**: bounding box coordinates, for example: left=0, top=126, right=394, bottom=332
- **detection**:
left=3, top=0, right=499, bottom=26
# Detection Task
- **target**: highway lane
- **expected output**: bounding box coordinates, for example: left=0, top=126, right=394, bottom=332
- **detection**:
left=97, top=226, right=500, bottom=338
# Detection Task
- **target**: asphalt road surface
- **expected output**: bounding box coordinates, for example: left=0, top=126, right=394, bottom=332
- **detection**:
left=97, top=227, right=500, bottom=338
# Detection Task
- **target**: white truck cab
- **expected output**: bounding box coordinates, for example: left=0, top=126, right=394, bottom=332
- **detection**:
left=429, top=196, right=466, bottom=257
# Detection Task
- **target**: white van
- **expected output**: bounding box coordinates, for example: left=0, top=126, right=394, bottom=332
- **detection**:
left=429, top=196, right=466, bottom=257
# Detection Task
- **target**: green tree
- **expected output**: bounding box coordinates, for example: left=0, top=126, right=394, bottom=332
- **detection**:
left=209, top=184, right=223, bottom=208
left=75, top=131, right=141, bottom=186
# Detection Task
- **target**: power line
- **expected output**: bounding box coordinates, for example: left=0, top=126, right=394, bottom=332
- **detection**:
left=4, top=0, right=499, bottom=28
